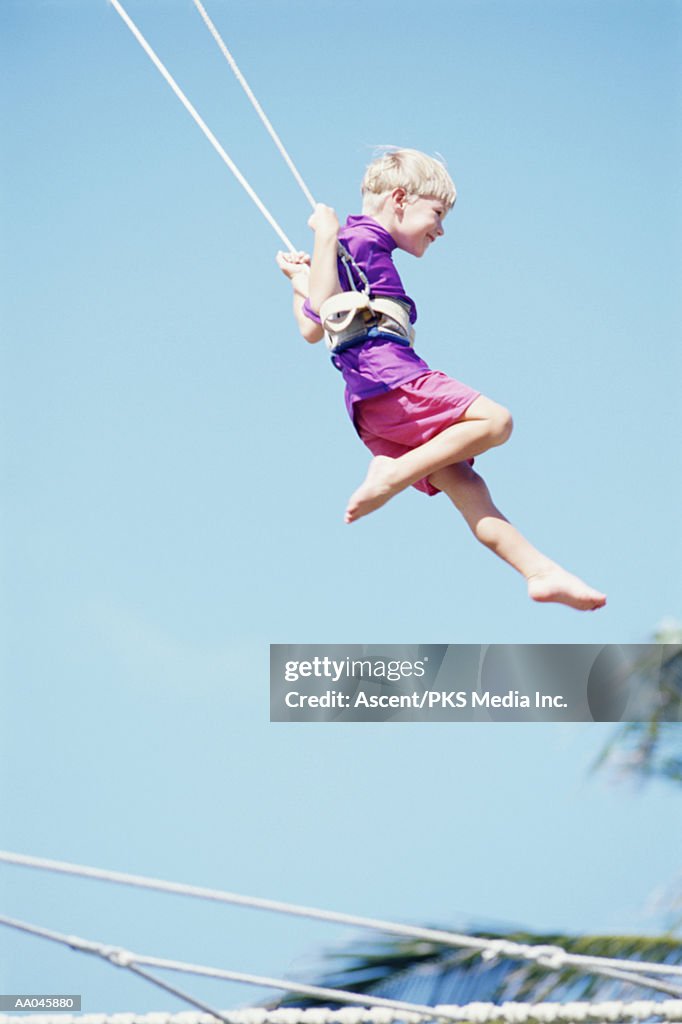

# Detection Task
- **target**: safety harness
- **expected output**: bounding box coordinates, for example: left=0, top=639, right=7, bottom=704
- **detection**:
left=319, top=244, right=416, bottom=353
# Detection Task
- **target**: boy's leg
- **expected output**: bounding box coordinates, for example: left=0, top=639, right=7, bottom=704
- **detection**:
left=346, top=395, right=512, bottom=522
left=430, top=462, right=606, bottom=611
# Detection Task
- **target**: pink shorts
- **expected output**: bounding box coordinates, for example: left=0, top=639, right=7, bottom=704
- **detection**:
left=354, top=370, right=480, bottom=496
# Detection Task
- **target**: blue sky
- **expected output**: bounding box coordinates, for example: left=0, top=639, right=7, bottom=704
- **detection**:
left=1, top=0, right=681, bottom=1013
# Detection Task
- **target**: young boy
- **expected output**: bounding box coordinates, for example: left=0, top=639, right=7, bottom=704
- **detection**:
left=277, top=149, right=606, bottom=611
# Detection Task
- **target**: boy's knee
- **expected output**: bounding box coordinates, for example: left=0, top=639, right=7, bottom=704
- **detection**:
left=490, top=406, right=513, bottom=446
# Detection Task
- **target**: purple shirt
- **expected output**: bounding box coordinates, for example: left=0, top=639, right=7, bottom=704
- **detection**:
left=303, top=215, right=431, bottom=421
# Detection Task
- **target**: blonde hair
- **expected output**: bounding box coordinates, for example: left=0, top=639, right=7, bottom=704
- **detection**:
left=361, top=148, right=456, bottom=215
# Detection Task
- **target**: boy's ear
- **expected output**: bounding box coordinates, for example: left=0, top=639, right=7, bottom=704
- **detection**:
left=392, top=187, right=408, bottom=209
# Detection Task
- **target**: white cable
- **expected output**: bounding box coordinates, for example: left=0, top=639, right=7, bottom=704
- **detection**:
left=0, top=914, right=471, bottom=1023
left=129, top=953, right=462, bottom=1017
left=0, top=850, right=679, bottom=991
left=189, top=0, right=371, bottom=294
left=107, top=0, right=296, bottom=251
left=190, top=0, right=317, bottom=211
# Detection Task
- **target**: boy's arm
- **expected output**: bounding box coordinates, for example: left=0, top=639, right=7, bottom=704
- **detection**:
left=276, top=251, right=324, bottom=344
left=307, top=204, right=342, bottom=314
left=291, top=270, right=324, bottom=344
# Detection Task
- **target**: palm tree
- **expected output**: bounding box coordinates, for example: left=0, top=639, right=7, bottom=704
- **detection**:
left=594, top=623, right=682, bottom=785
left=278, top=929, right=682, bottom=1006
left=275, top=624, right=682, bottom=1012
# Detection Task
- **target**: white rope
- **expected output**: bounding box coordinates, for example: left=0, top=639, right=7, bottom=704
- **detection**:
left=0, top=914, right=472, bottom=1023
left=190, top=0, right=371, bottom=295
left=2, top=1004, right=682, bottom=1024
left=107, top=0, right=296, bottom=251
left=113, top=963, right=235, bottom=1024
left=190, top=0, right=317, bottom=211
left=111, top=0, right=372, bottom=298
left=0, top=850, right=679, bottom=994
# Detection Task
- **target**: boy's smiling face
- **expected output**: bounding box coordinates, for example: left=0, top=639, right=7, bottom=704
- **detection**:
left=391, top=191, right=447, bottom=257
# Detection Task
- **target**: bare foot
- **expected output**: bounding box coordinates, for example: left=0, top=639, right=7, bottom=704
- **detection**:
left=526, top=567, right=607, bottom=611
left=345, top=456, right=401, bottom=523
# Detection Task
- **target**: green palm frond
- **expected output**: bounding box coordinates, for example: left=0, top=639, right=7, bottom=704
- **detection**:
left=275, top=929, right=682, bottom=1008
left=272, top=630, right=682, bottom=1013
left=594, top=640, right=682, bottom=786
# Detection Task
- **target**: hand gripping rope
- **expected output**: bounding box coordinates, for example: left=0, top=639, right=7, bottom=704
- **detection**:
left=108, top=0, right=370, bottom=294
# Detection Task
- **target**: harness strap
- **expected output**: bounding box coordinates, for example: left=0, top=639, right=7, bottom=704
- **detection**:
left=371, top=298, right=415, bottom=341
left=320, top=292, right=372, bottom=332
left=319, top=293, right=415, bottom=352
left=337, top=242, right=371, bottom=295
